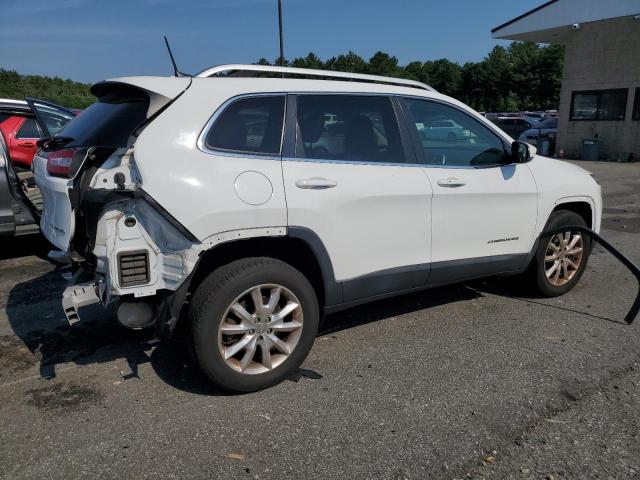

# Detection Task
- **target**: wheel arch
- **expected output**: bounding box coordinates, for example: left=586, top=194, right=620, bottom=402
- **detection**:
left=550, top=199, right=593, bottom=229
left=188, top=228, right=340, bottom=309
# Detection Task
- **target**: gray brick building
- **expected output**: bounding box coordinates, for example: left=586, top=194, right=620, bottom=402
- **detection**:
left=493, top=0, right=640, bottom=161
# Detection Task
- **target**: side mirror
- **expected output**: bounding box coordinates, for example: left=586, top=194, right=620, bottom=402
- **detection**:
left=511, top=141, right=536, bottom=163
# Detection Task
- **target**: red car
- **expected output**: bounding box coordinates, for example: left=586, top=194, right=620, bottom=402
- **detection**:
left=0, top=99, right=76, bottom=169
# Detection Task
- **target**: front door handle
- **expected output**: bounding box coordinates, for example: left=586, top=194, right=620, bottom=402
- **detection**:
left=18, top=141, right=36, bottom=147
left=295, top=177, right=338, bottom=189
left=437, top=177, right=466, bottom=188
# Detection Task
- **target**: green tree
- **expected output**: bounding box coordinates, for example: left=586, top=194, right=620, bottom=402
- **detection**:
left=0, top=41, right=565, bottom=113
left=324, top=51, right=367, bottom=73
left=423, top=59, right=462, bottom=97
left=0, top=69, right=93, bottom=109
left=366, top=51, right=401, bottom=77
left=291, top=52, right=324, bottom=70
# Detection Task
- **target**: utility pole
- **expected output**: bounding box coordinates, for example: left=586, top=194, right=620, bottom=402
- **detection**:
left=278, top=0, right=285, bottom=76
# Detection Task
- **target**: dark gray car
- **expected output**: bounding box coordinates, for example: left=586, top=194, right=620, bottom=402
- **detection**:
left=0, top=99, right=75, bottom=237
left=518, top=117, right=558, bottom=143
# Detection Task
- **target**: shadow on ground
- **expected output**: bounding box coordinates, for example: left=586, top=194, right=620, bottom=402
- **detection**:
left=0, top=234, right=54, bottom=261
left=12, top=267, right=615, bottom=395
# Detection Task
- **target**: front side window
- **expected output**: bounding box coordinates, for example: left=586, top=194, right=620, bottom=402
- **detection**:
left=570, top=89, right=628, bottom=121
left=633, top=87, right=640, bottom=121
left=403, top=98, right=508, bottom=167
left=295, top=95, right=405, bottom=163
left=205, top=95, right=285, bottom=155
left=16, top=118, right=40, bottom=138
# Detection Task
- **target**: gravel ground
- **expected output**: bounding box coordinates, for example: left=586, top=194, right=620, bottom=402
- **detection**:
left=0, top=160, right=639, bottom=479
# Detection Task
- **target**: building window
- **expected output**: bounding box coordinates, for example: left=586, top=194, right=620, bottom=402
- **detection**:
left=633, top=87, right=640, bottom=121
left=570, top=89, right=628, bottom=121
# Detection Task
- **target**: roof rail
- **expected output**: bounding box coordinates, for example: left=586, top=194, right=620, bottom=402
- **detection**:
left=195, top=64, right=436, bottom=92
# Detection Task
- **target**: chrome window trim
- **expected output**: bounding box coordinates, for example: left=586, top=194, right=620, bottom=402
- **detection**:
left=282, top=156, right=425, bottom=168
left=282, top=156, right=509, bottom=170
left=197, top=92, right=287, bottom=159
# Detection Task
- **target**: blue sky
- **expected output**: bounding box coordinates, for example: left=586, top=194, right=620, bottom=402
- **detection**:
left=0, top=0, right=542, bottom=83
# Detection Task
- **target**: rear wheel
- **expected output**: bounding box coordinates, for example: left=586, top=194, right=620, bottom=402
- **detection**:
left=190, top=257, right=319, bottom=392
left=529, top=210, right=591, bottom=297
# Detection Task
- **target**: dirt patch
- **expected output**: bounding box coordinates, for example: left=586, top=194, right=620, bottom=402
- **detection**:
left=26, top=381, right=102, bottom=412
left=0, top=335, right=38, bottom=374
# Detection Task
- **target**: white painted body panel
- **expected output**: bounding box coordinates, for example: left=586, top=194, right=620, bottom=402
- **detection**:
left=133, top=80, right=290, bottom=240
left=282, top=160, right=432, bottom=281
left=526, top=156, right=602, bottom=236
left=424, top=163, right=538, bottom=262
left=33, top=154, right=74, bottom=251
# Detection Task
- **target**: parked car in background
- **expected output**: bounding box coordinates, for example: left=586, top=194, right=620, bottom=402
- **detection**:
left=523, top=111, right=545, bottom=121
left=518, top=116, right=558, bottom=144
left=417, top=118, right=471, bottom=141
left=493, top=116, right=536, bottom=139
left=0, top=98, right=75, bottom=237
left=0, top=99, right=76, bottom=169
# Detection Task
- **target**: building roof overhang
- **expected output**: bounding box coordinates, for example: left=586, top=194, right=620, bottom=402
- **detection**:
left=492, top=0, right=640, bottom=43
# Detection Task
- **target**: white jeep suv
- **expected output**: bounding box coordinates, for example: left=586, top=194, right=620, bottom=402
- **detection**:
left=34, top=65, right=602, bottom=392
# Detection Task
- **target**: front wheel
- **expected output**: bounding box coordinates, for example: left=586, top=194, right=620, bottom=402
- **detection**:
left=190, top=257, right=319, bottom=392
left=529, top=210, right=591, bottom=297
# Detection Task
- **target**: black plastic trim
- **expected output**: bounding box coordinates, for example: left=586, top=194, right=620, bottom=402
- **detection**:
left=325, top=253, right=528, bottom=314
left=342, top=263, right=429, bottom=302
left=288, top=226, right=342, bottom=305
left=282, top=94, right=297, bottom=158
left=139, top=188, right=199, bottom=243
left=429, top=254, right=528, bottom=285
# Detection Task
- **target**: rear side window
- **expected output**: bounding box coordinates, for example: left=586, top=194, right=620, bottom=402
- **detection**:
left=205, top=96, right=285, bottom=155
left=16, top=118, right=40, bottom=138
left=296, top=95, right=405, bottom=163
left=52, top=86, right=149, bottom=149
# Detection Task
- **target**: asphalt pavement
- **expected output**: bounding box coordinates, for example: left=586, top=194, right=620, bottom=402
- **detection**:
left=0, top=160, right=639, bottom=479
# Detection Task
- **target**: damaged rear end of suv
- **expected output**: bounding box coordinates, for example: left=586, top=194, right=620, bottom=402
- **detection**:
left=34, top=77, right=198, bottom=334
left=34, top=66, right=639, bottom=394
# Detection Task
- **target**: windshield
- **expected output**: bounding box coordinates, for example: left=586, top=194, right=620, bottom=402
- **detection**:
left=49, top=86, right=150, bottom=150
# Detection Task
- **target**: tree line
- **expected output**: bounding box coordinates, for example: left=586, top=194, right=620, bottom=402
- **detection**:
left=259, top=41, right=564, bottom=112
left=0, top=41, right=563, bottom=111
left=0, top=69, right=94, bottom=109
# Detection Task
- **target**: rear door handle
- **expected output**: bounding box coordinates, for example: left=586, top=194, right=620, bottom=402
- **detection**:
left=295, top=177, right=337, bottom=189
left=437, top=177, right=466, bottom=187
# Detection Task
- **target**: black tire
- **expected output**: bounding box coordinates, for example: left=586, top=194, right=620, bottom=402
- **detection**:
left=529, top=210, right=591, bottom=297
left=190, top=257, right=319, bottom=393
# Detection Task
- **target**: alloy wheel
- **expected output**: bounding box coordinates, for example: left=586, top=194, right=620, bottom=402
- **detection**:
left=544, top=231, right=584, bottom=286
left=217, top=284, right=304, bottom=374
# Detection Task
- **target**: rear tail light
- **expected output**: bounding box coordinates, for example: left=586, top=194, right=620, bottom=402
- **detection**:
left=45, top=149, right=85, bottom=178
